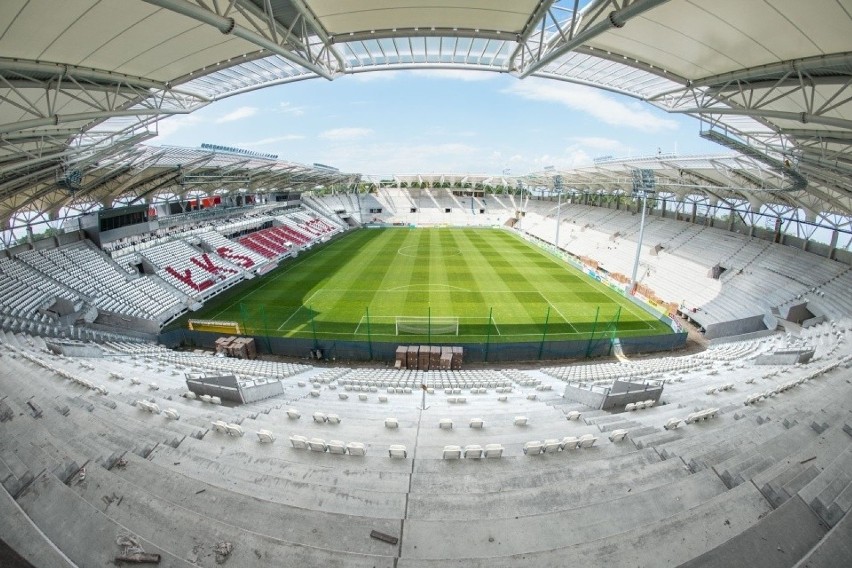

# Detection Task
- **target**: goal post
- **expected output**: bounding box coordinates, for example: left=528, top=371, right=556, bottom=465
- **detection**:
left=188, top=319, right=242, bottom=334
left=395, top=316, right=459, bottom=336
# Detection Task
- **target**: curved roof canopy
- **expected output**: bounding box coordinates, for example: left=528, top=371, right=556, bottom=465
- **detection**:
left=1, top=0, right=851, bottom=227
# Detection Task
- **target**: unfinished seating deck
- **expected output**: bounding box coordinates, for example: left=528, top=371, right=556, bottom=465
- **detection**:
left=256, top=429, right=275, bottom=443
left=442, top=445, right=462, bottom=459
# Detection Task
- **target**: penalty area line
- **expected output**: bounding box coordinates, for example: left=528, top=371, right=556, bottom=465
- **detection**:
left=276, top=305, right=304, bottom=331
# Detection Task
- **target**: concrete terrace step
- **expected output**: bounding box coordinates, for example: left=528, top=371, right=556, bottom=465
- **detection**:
left=799, top=445, right=852, bottom=527
left=400, top=469, right=727, bottom=558
left=146, top=443, right=409, bottom=519
left=793, top=506, right=852, bottom=568
left=714, top=423, right=824, bottom=488
left=397, top=482, right=773, bottom=567
left=0, top=484, right=77, bottom=568
left=406, top=457, right=689, bottom=520
left=77, top=456, right=400, bottom=562
left=15, top=471, right=193, bottom=568
left=678, top=496, right=828, bottom=568
left=410, top=447, right=663, bottom=494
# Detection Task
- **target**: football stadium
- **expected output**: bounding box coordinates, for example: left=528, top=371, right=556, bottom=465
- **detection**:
left=1, top=1, right=851, bottom=567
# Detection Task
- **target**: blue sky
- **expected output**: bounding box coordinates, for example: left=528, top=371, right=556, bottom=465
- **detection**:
left=153, top=69, right=720, bottom=176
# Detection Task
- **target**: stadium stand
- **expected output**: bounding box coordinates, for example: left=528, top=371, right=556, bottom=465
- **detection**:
left=1, top=318, right=850, bottom=566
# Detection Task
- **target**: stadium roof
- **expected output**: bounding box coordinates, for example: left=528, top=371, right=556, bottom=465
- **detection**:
left=1, top=0, right=851, bottom=228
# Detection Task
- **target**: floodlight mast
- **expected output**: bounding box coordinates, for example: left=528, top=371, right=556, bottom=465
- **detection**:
left=629, top=169, right=656, bottom=293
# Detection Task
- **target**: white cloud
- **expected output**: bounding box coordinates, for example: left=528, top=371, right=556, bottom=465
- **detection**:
left=278, top=102, right=305, bottom=116
left=153, top=114, right=203, bottom=141
left=215, top=106, right=258, bottom=123
left=505, top=79, right=678, bottom=132
left=239, top=135, right=305, bottom=147
left=569, top=136, right=627, bottom=152
left=319, top=127, right=374, bottom=141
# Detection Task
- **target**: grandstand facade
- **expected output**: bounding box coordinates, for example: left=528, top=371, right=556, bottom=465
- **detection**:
left=1, top=1, right=851, bottom=567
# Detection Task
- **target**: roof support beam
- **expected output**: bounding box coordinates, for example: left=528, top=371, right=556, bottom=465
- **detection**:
left=519, top=0, right=671, bottom=78
left=690, top=52, right=852, bottom=88
left=143, top=0, right=334, bottom=79
left=0, top=108, right=192, bottom=136
left=673, top=107, right=852, bottom=131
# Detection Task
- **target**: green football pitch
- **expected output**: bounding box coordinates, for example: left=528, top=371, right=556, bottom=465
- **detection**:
left=172, top=227, right=672, bottom=343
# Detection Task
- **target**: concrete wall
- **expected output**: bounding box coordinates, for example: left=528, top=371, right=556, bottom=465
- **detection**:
left=160, top=328, right=687, bottom=364
left=561, top=384, right=606, bottom=409
left=703, top=315, right=768, bottom=340
left=601, top=380, right=663, bottom=410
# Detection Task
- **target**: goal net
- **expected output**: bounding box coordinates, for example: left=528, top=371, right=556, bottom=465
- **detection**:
left=395, top=316, right=459, bottom=336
